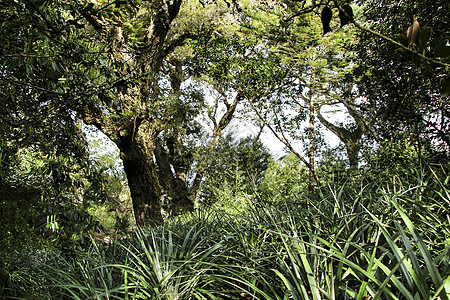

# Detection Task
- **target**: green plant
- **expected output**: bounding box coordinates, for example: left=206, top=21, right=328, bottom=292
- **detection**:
left=117, top=226, right=224, bottom=299
left=2, top=164, right=449, bottom=300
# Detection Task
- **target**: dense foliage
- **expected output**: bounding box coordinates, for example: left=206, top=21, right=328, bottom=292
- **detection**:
left=353, top=0, right=450, bottom=150
left=1, top=163, right=449, bottom=299
left=1, top=0, right=449, bottom=298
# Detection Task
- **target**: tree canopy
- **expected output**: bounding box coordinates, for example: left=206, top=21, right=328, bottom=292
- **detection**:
left=1, top=0, right=449, bottom=228
left=1, top=1, right=450, bottom=298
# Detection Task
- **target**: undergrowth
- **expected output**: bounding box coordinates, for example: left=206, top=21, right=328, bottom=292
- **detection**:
left=1, top=165, right=449, bottom=299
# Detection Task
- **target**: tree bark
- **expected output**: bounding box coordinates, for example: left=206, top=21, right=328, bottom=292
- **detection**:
left=117, top=119, right=194, bottom=226
left=78, top=0, right=191, bottom=226
left=154, top=136, right=194, bottom=216
left=316, top=106, right=362, bottom=168
left=117, top=120, right=164, bottom=226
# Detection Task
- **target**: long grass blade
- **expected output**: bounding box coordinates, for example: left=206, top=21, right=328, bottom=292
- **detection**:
left=391, top=198, right=449, bottom=300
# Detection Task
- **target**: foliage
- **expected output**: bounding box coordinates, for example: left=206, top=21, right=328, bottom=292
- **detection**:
left=2, top=163, right=450, bottom=299
left=236, top=0, right=367, bottom=174
left=0, top=0, right=123, bottom=248
left=2, top=0, right=241, bottom=225
left=1, top=1, right=450, bottom=298
left=85, top=126, right=134, bottom=229
left=259, top=153, right=309, bottom=203
left=199, top=135, right=272, bottom=208
left=0, top=131, right=129, bottom=251
left=352, top=0, right=450, bottom=151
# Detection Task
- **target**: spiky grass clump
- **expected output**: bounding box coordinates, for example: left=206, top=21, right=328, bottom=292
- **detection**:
left=1, top=166, right=449, bottom=299
left=223, top=167, right=450, bottom=299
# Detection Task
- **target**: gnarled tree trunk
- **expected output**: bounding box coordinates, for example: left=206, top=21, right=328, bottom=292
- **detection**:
left=316, top=103, right=363, bottom=169
left=78, top=0, right=240, bottom=226
left=118, top=121, right=164, bottom=226
left=78, top=0, right=187, bottom=226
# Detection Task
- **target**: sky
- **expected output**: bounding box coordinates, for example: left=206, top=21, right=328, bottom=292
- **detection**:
left=84, top=102, right=346, bottom=174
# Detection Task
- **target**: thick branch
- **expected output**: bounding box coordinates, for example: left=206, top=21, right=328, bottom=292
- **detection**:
left=212, top=91, right=243, bottom=147
left=154, top=137, right=176, bottom=192
left=283, top=1, right=318, bottom=23
left=191, top=91, right=243, bottom=193
left=337, top=97, right=380, bottom=140
left=316, top=106, right=362, bottom=167
left=316, top=107, right=352, bottom=143
left=163, top=32, right=195, bottom=57
left=352, top=20, right=450, bottom=68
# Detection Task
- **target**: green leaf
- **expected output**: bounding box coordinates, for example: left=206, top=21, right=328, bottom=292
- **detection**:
left=432, top=275, right=450, bottom=300
left=395, top=48, right=413, bottom=60
left=51, top=61, right=58, bottom=72
left=442, top=75, right=450, bottom=97
left=394, top=34, right=409, bottom=47
left=395, top=222, right=429, bottom=297
left=35, top=0, right=50, bottom=8
left=272, top=269, right=300, bottom=300
left=418, top=27, right=432, bottom=49
left=434, top=38, right=450, bottom=58
left=391, top=199, right=449, bottom=300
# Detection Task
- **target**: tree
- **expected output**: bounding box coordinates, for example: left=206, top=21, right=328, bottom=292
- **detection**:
left=73, top=0, right=207, bottom=225
left=238, top=0, right=371, bottom=186
left=198, top=135, right=272, bottom=206
left=0, top=0, right=111, bottom=243
left=316, top=100, right=363, bottom=169
left=259, top=153, right=309, bottom=203
left=1, top=0, right=248, bottom=226
left=351, top=0, right=450, bottom=154
left=234, top=0, right=323, bottom=189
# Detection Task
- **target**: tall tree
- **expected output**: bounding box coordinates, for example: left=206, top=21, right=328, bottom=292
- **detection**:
left=2, top=0, right=291, bottom=226
left=1, top=0, right=247, bottom=226
left=239, top=0, right=370, bottom=179
left=236, top=0, right=323, bottom=187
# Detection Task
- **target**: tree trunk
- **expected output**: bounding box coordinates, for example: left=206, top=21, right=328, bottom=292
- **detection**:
left=346, top=133, right=362, bottom=169
left=121, top=145, right=163, bottom=226
left=154, top=136, right=194, bottom=216
left=118, top=121, right=164, bottom=226
left=316, top=106, right=362, bottom=169
left=308, top=89, right=316, bottom=192
left=190, top=91, right=244, bottom=194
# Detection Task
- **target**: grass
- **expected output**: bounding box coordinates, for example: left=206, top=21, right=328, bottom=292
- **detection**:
left=1, top=165, right=449, bottom=299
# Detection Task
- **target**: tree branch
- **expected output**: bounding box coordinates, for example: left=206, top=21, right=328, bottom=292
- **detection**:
left=352, top=20, right=450, bottom=68
left=243, top=92, right=320, bottom=185
left=163, top=32, right=195, bottom=57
